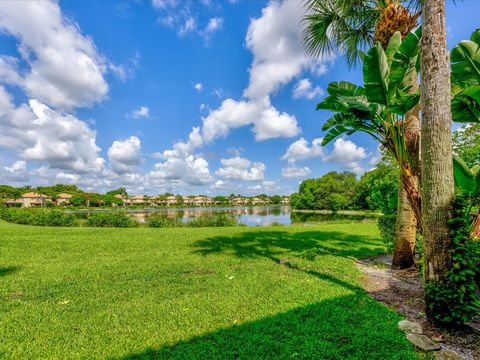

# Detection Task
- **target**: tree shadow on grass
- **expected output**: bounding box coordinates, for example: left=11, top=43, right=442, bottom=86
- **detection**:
left=115, top=294, right=417, bottom=360
left=113, top=231, right=414, bottom=359
left=0, top=266, right=20, bottom=277
left=192, top=230, right=384, bottom=264
left=191, top=229, right=384, bottom=296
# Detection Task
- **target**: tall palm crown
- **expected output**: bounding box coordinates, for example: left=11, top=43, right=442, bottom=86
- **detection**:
left=303, top=0, right=421, bottom=67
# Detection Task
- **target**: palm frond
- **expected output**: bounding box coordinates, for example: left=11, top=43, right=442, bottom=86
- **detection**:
left=302, top=0, right=381, bottom=67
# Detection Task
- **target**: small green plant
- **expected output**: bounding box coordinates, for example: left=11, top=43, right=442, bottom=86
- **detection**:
left=186, top=213, right=238, bottom=227
left=378, top=214, right=396, bottom=252
left=147, top=215, right=183, bottom=228
left=85, top=212, right=138, bottom=228
left=425, top=193, right=480, bottom=325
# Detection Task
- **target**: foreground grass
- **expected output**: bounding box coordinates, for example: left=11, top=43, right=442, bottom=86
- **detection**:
left=0, top=222, right=421, bottom=359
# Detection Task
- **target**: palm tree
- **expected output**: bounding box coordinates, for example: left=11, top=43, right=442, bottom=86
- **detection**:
left=303, top=0, right=421, bottom=269
left=318, top=29, right=423, bottom=223
left=420, top=0, right=455, bottom=320
left=303, top=0, right=420, bottom=66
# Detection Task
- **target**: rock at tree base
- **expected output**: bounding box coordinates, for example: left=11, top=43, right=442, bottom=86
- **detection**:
left=398, top=319, right=423, bottom=334
left=434, top=350, right=464, bottom=360
left=406, top=333, right=441, bottom=351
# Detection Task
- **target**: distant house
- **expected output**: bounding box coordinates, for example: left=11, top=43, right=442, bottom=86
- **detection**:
left=231, top=197, right=248, bottom=206
left=17, top=192, right=52, bottom=208
left=114, top=194, right=131, bottom=206
left=281, top=197, right=290, bottom=205
left=183, top=196, right=194, bottom=206
left=251, top=197, right=265, bottom=205
left=165, top=196, right=177, bottom=206
left=193, top=196, right=213, bottom=206
left=130, top=195, right=149, bottom=205
left=56, top=193, right=72, bottom=206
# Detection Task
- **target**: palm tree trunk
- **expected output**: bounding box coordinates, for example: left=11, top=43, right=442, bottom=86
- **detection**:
left=392, top=72, right=421, bottom=269
left=472, top=212, right=480, bottom=238
left=420, top=0, right=455, bottom=320
left=392, top=182, right=417, bottom=268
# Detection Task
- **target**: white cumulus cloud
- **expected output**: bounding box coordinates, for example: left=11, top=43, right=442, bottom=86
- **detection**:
left=282, top=166, right=311, bottom=179
left=128, top=106, right=150, bottom=119
left=292, top=78, right=324, bottom=100
left=281, top=138, right=324, bottom=164
left=0, top=87, right=105, bottom=173
left=216, top=157, right=265, bottom=181
left=108, top=136, right=142, bottom=174
left=0, top=1, right=109, bottom=110
left=150, top=155, right=212, bottom=186
left=325, top=138, right=367, bottom=174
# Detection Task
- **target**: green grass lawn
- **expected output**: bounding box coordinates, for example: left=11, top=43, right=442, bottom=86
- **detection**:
left=0, top=221, right=422, bottom=359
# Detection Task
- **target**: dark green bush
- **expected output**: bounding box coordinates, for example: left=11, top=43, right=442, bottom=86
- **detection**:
left=0, top=208, right=76, bottom=227
left=85, top=212, right=138, bottom=228
left=186, top=213, right=238, bottom=227
left=425, top=193, right=480, bottom=325
left=147, top=215, right=183, bottom=228
left=378, top=214, right=396, bottom=252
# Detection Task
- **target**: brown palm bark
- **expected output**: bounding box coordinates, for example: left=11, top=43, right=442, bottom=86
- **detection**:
left=472, top=213, right=480, bottom=238
left=392, top=68, right=421, bottom=269
left=420, top=0, right=455, bottom=320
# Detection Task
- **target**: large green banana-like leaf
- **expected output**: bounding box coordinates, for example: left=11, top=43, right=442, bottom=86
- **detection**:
left=386, top=32, right=402, bottom=68
left=320, top=111, right=375, bottom=144
left=316, top=95, right=348, bottom=112
left=389, top=27, right=421, bottom=99
left=453, top=154, right=477, bottom=195
left=451, top=29, right=480, bottom=86
left=389, top=93, right=420, bottom=115
left=363, top=43, right=389, bottom=105
left=321, top=113, right=352, bottom=132
left=451, top=85, right=480, bottom=123
left=317, top=82, right=365, bottom=112
left=326, top=81, right=365, bottom=97
left=338, top=95, right=381, bottom=119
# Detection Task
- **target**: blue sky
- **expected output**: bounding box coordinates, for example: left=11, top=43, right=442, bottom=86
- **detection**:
left=0, top=0, right=478, bottom=195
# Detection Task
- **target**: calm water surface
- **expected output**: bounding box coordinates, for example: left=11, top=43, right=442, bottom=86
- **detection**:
left=70, top=206, right=379, bottom=226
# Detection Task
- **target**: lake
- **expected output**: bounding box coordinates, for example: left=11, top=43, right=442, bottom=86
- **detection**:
left=69, top=206, right=380, bottom=226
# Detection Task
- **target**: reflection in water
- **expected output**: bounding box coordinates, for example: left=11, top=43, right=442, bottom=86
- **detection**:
left=290, top=212, right=380, bottom=224
left=128, top=206, right=291, bottom=226
left=71, top=206, right=379, bottom=226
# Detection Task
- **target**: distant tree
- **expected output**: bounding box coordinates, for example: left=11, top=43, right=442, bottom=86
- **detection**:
left=36, top=184, right=81, bottom=198
left=70, top=196, right=86, bottom=207
left=291, top=172, right=357, bottom=211
left=0, top=185, right=22, bottom=204
left=271, top=195, right=282, bottom=204
left=106, top=188, right=128, bottom=197
left=453, top=123, right=480, bottom=168
left=355, top=160, right=399, bottom=213
left=103, top=194, right=123, bottom=206
left=175, top=195, right=184, bottom=206
left=214, top=196, right=228, bottom=204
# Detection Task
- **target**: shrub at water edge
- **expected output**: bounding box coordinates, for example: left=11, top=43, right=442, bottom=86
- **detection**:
left=85, top=212, right=138, bottom=228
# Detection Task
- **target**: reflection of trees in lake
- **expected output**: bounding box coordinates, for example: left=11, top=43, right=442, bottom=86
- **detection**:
left=290, top=212, right=378, bottom=224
